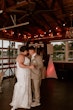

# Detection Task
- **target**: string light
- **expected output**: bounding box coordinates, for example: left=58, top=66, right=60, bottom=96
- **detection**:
left=63, top=23, right=65, bottom=26
left=49, top=34, right=51, bottom=36
left=56, top=27, right=58, bottom=30
left=23, top=35, right=27, bottom=39
left=2, top=29, right=7, bottom=33
left=49, top=30, right=51, bottom=32
left=44, top=32, right=46, bottom=34
left=34, top=35, right=38, bottom=38
left=57, top=32, right=60, bottom=36
left=18, top=33, right=21, bottom=36
left=0, top=10, right=3, bottom=14
left=40, top=34, right=44, bottom=37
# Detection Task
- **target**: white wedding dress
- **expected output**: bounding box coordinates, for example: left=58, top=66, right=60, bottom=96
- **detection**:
left=10, top=57, right=32, bottom=109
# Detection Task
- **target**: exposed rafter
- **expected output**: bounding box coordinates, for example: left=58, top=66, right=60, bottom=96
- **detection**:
left=0, top=22, right=29, bottom=30
left=0, top=0, right=73, bottom=42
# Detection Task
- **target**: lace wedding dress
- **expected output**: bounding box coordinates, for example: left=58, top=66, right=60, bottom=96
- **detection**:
left=10, top=57, right=32, bottom=110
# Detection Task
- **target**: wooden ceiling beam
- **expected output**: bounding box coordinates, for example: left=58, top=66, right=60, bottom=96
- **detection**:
left=38, top=0, right=64, bottom=27
left=33, top=9, right=62, bottom=28
left=28, top=17, right=45, bottom=31
left=42, top=0, right=50, bottom=9
left=0, top=22, right=29, bottom=31
left=6, top=1, right=29, bottom=12
left=57, top=0, right=66, bottom=14
left=0, top=0, right=6, bottom=10
left=50, top=0, right=56, bottom=9
left=32, top=15, right=49, bottom=31
left=33, top=0, right=46, bottom=9
left=6, top=9, right=27, bottom=14
left=34, top=15, right=50, bottom=31
left=46, top=0, right=67, bottom=28
left=38, top=14, right=51, bottom=31
left=42, top=13, right=58, bottom=32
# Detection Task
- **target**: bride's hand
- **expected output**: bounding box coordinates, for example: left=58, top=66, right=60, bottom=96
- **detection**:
left=29, top=65, right=34, bottom=69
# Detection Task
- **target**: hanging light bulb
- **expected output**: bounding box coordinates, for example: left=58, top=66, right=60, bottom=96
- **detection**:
left=10, top=30, right=14, bottom=36
left=34, top=35, right=38, bottom=38
left=23, top=35, right=27, bottom=39
left=49, top=34, right=51, bottom=36
left=18, top=33, right=21, bottom=36
left=40, top=34, right=44, bottom=37
left=44, top=32, right=46, bottom=34
left=0, top=10, right=3, bottom=14
left=56, top=27, right=58, bottom=30
left=49, top=30, right=51, bottom=32
left=63, top=23, right=65, bottom=26
left=2, top=29, right=7, bottom=33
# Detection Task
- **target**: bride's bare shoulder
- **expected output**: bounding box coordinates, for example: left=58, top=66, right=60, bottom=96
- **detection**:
left=18, top=54, right=24, bottom=57
left=16, top=54, right=25, bottom=61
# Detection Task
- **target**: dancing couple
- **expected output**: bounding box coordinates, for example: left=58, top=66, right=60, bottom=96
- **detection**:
left=10, top=46, right=43, bottom=110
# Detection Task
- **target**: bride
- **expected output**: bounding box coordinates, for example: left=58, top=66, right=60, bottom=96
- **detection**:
left=10, top=46, right=33, bottom=110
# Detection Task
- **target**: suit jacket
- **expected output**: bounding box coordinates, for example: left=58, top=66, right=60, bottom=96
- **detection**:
left=30, top=54, right=44, bottom=80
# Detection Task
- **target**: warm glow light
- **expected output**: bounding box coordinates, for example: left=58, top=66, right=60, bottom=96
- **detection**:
left=49, top=34, right=50, bottom=36
left=57, top=32, right=60, bottom=36
left=2, top=29, right=7, bottom=32
left=57, top=32, right=62, bottom=37
left=0, top=10, right=3, bottom=14
left=63, top=23, right=65, bottom=26
left=49, top=30, right=51, bottom=32
left=56, top=27, right=58, bottom=30
left=49, top=33, right=53, bottom=37
left=50, top=33, right=53, bottom=37
left=40, top=34, right=44, bottom=37
left=44, top=32, right=46, bottom=34
left=18, top=33, right=21, bottom=36
left=28, top=36, right=31, bottom=38
left=34, top=35, right=38, bottom=38
left=11, top=31, right=14, bottom=35
left=23, top=35, right=27, bottom=39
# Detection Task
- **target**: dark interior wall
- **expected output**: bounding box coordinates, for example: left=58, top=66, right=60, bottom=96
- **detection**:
left=54, top=62, right=73, bottom=80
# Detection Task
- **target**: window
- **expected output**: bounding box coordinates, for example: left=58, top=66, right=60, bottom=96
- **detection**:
left=0, top=40, right=23, bottom=77
left=3, top=40, right=9, bottom=48
left=0, top=40, right=2, bottom=47
left=50, top=40, right=73, bottom=62
left=68, top=41, right=73, bottom=61
left=51, top=41, right=65, bottom=61
left=15, top=42, right=23, bottom=48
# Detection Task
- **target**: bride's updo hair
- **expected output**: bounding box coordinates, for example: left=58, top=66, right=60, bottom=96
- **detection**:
left=20, top=46, right=28, bottom=52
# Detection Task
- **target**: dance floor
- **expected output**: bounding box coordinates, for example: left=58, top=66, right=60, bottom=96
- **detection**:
left=0, top=77, right=73, bottom=110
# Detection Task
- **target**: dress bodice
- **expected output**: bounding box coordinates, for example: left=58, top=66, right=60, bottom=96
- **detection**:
left=16, top=57, right=30, bottom=68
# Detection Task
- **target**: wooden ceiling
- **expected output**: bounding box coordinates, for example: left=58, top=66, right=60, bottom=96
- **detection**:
left=0, top=0, right=73, bottom=42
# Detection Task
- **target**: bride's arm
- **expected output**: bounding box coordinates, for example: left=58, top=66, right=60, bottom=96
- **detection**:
left=16, top=55, right=32, bottom=69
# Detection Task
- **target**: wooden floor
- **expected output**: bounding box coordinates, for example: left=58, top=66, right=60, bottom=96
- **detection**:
left=0, top=77, right=73, bottom=110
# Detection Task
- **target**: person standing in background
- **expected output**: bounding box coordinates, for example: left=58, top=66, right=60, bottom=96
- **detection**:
left=29, top=46, right=44, bottom=107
